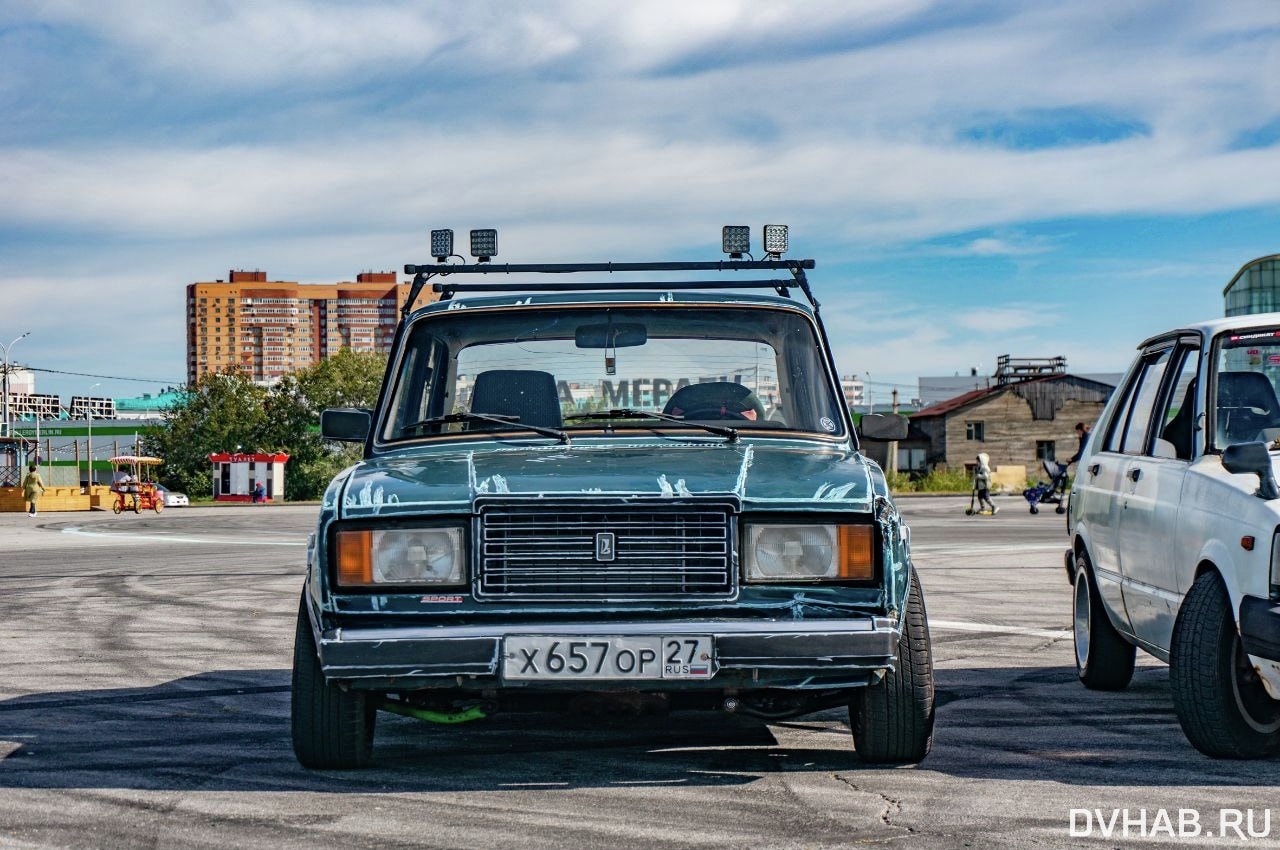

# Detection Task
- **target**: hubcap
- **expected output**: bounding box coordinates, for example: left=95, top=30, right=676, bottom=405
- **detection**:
left=1230, top=638, right=1280, bottom=734
left=1073, top=569, right=1091, bottom=671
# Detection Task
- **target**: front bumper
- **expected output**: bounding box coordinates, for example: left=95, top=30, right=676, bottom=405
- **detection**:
left=1240, top=595, right=1280, bottom=662
left=316, top=616, right=901, bottom=691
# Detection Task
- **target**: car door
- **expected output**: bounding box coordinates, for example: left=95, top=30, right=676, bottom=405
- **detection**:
left=1075, top=358, right=1144, bottom=626
left=1116, top=342, right=1199, bottom=653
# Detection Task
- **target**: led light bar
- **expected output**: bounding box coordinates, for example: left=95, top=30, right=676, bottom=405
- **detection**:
left=763, top=224, right=789, bottom=257
left=470, top=228, right=498, bottom=262
left=722, top=225, right=750, bottom=258
left=430, top=229, right=454, bottom=261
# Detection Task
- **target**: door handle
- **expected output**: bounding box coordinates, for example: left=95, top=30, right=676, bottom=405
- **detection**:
left=1129, top=468, right=1142, bottom=482
left=1088, top=463, right=1100, bottom=477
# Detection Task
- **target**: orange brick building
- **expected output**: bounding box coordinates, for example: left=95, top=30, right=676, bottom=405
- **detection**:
left=186, top=270, right=417, bottom=385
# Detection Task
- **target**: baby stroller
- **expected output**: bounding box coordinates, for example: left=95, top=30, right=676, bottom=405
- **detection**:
left=1023, top=460, right=1069, bottom=514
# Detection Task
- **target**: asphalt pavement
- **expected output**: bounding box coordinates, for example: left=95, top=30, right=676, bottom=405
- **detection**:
left=1, top=495, right=1278, bottom=849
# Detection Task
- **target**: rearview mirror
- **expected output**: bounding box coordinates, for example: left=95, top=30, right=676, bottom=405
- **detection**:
left=1221, top=441, right=1280, bottom=500
left=858, top=413, right=909, bottom=441
left=321, top=408, right=371, bottom=442
left=575, top=322, right=647, bottom=349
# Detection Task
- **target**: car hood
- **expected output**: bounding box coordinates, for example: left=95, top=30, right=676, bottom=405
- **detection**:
left=333, top=440, right=875, bottom=517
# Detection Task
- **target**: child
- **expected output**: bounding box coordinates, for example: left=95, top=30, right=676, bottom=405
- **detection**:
left=974, top=453, right=998, bottom=514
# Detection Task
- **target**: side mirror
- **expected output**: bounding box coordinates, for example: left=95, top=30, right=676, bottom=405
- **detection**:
left=858, top=412, right=909, bottom=441
left=321, top=408, right=371, bottom=442
left=1222, top=441, right=1280, bottom=500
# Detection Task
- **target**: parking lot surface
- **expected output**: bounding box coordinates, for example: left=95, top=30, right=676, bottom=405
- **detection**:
left=2, top=496, right=1278, bottom=848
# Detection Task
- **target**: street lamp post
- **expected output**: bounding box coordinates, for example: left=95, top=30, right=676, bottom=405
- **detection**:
left=1, top=332, right=31, bottom=439
left=86, top=382, right=101, bottom=487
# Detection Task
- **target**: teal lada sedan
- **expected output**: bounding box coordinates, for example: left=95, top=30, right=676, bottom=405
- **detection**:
left=291, top=229, right=932, bottom=768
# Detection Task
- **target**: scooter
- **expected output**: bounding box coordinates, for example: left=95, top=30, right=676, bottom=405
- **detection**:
left=964, top=486, right=997, bottom=516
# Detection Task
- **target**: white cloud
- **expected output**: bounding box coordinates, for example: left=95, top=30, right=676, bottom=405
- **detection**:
left=952, top=308, right=1044, bottom=334
left=4, top=0, right=1280, bottom=399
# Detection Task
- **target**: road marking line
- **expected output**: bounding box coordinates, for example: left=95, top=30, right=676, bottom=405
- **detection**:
left=61, top=526, right=306, bottom=547
left=912, top=543, right=1066, bottom=554
left=931, top=619, right=1070, bottom=639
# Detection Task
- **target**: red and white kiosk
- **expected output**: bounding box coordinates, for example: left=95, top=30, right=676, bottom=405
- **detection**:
left=209, top=451, right=288, bottom=502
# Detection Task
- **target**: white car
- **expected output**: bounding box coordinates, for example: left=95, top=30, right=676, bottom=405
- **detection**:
left=1068, top=314, right=1280, bottom=758
left=156, top=487, right=189, bottom=507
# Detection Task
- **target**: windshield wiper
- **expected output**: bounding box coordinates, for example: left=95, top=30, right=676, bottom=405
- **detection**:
left=565, top=408, right=738, bottom=442
left=403, top=412, right=570, bottom=444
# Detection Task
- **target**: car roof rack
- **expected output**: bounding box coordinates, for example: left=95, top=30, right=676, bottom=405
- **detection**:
left=400, top=259, right=819, bottom=319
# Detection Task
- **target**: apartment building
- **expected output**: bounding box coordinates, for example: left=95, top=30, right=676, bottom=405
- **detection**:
left=186, top=270, right=416, bottom=385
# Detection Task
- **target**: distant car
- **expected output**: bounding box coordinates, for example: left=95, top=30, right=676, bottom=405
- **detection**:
left=1068, top=314, right=1280, bottom=758
left=155, top=486, right=189, bottom=507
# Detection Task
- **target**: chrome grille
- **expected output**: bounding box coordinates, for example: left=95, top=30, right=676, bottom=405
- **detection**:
left=478, top=503, right=734, bottom=599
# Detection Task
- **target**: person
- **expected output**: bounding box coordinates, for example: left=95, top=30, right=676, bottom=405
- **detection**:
left=974, top=452, right=997, bottom=514
left=117, top=471, right=137, bottom=510
left=22, top=463, right=45, bottom=517
left=253, top=481, right=266, bottom=503
left=1068, top=422, right=1092, bottom=465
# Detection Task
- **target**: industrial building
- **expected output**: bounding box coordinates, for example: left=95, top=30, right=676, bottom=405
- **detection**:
left=1224, top=254, right=1280, bottom=316
left=186, top=270, right=416, bottom=386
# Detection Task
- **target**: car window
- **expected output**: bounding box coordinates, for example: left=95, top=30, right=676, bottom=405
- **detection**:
left=1153, top=347, right=1199, bottom=460
left=1102, top=367, right=1140, bottom=454
left=1213, top=329, right=1280, bottom=450
left=1117, top=348, right=1173, bottom=455
left=381, top=305, right=846, bottom=442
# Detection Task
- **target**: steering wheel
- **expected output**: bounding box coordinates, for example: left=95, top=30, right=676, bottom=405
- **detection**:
left=678, top=406, right=750, bottom=421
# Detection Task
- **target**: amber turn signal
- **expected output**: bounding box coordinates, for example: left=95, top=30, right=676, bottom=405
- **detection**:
left=336, top=529, right=373, bottom=586
left=837, top=525, right=874, bottom=579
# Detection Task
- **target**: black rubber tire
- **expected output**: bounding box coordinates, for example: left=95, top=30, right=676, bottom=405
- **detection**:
left=1055, top=505, right=1066, bottom=515
left=1169, top=572, right=1280, bottom=759
left=291, top=595, right=375, bottom=769
left=1073, top=555, right=1136, bottom=691
left=1030, top=505, right=1039, bottom=514
left=851, top=571, right=934, bottom=763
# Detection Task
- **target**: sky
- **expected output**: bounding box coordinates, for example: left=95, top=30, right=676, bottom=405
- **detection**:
left=3, top=0, right=1280, bottom=405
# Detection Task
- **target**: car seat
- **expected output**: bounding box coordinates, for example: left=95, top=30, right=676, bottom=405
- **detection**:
left=1216, top=372, right=1280, bottom=446
left=662, top=381, right=766, bottom=420
left=469, top=369, right=563, bottom=429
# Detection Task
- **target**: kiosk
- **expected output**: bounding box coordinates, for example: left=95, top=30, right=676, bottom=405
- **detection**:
left=209, top=451, right=288, bottom=502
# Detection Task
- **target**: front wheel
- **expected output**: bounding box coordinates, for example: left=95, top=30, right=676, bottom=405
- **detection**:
left=153, top=499, right=164, bottom=514
left=1073, top=557, right=1135, bottom=690
left=851, top=571, right=934, bottom=763
left=112, top=499, right=122, bottom=515
left=1170, top=572, right=1280, bottom=758
left=291, top=595, right=375, bottom=769
left=1030, top=505, right=1039, bottom=515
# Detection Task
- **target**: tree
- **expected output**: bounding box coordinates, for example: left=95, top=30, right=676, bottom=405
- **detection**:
left=257, top=349, right=387, bottom=501
left=144, top=350, right=387, bottom=501
left=144, top=370, right=268, bottom=496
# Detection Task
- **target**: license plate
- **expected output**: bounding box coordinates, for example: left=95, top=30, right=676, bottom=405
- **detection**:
left=502, top=635, right=714, bottom=681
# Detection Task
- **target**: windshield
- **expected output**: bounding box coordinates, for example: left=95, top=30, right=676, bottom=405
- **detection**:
left=380, top=305, right=846, bottom=443
left=1215, top=329, right=1280, bottom=450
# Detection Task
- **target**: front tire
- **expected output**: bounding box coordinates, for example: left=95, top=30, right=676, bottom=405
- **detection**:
left=1170, top=572, right=1280, bottom=759
left=851, top=571, right=934, bottom=763
left=291, top=595, right=375, bottom=769
left=1073, top=556, right=1136, bottom=690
